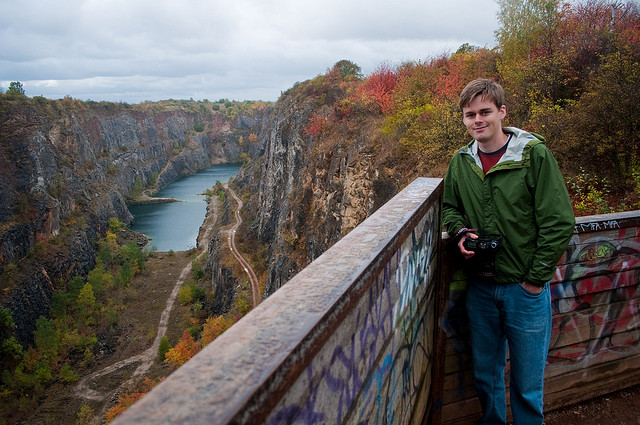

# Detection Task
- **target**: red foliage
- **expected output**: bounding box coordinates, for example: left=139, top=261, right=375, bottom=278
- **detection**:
left=359, top=64, right=397, bottom=114
left=305, top=112, right=328, bottom=137
left=435, top=61, right=464, bottom=101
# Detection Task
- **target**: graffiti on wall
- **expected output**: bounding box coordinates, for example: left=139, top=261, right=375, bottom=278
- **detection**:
left=548, top=225, right=640, bottom=365
left=441, top=222, right=640, bottom=406
left=266, top=205, right=440, bottom=425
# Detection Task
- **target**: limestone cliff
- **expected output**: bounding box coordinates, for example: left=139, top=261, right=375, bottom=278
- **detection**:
left=0, top=97, right=268, bottom=344
left=234, top=75, right=401, bottom=297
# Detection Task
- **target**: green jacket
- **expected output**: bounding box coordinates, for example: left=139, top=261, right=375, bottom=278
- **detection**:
left=442, top=127, right=575, bottom=287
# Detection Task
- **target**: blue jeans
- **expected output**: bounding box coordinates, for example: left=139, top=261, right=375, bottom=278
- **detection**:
left=466, top=279, right=551, bottom=425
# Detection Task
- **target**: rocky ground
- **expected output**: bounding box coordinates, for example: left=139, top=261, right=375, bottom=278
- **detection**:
left=544, top=384, right=640, bottom=425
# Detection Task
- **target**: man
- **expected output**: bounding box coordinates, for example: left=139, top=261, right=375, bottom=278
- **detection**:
left=442, top=79, right=575, bottom=425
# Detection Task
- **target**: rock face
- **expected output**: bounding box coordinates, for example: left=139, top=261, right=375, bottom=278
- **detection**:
left=234, top=82, right=399, bottom=298
left=205, top=233, right=236, bottom=316
left=0, top=98, right=267, bottom=344
left=204, top=194, right=236, bottom=316
left=0, top=79, right=400, bottom=343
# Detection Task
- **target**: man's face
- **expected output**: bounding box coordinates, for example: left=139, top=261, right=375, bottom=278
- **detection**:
left=462, top=96, right=506, bottom=145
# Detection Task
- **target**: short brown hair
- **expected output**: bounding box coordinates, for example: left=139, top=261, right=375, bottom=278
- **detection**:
left=458, top=78, right=505, bottom=110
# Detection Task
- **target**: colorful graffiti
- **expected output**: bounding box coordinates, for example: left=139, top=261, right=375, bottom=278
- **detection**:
left=266, top=205, right=440, bottom=425
left=548, top=226, right=640, bottom=365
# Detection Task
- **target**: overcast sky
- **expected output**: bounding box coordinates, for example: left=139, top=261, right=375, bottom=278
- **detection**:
left=0, top=0, right=500, bottom=104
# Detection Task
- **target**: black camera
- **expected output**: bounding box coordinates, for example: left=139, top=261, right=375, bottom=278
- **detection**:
left=463, top=233, right=503, bottom=277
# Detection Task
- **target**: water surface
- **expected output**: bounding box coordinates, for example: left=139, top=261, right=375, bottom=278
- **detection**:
left=129, top=163, right=240, bottom=251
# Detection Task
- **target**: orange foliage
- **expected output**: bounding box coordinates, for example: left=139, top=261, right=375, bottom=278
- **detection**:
left=201, top=315, right=234, bottom=347
left=104, top=378, right=161, bottom=423
left=163, top=331, right=201, bottom=369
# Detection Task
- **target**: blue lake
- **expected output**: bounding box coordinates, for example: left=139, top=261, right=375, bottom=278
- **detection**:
left=128, top=163, right=241, bottom=252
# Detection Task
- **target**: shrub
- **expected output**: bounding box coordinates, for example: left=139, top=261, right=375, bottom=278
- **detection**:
left=178, top=283, right=205, bottom=305
left=76, top=403, right=95, bottom=425
left=157, top=336, right=171, bottom=361
left=191, top=261, right=204, bottom=280
left=59, top=362, right=79, bottom=383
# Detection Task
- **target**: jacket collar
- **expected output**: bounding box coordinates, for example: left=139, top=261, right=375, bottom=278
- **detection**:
left=461, top=127, right=545, bottom=169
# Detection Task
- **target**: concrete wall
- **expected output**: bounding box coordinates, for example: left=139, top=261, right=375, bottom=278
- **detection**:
left=113, top=177, right=444, bottom=425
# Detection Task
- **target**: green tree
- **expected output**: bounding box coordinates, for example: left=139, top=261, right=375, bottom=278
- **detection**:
left=118, top=242, right=145, bottom=270
left=0, top=307, right=15, bottom=338
left=77, top=283, right=96, bottom=319
left=108, top=217, right=124, bottom=233
left=496, top=0, right=561, bottom=124
left=59, top=362, right=79, bottom=383
left=157, top=336, right=171, bottom=361
left=76, top=403, right=95, bottom=425
left=118, top=261, right=133, bottom=286
left=333, top=59, right=363, bottom=80
left=1, top=336, right=23, bottom=364
left=496, top=0, right=560, bottom=62
left=34, top=316, right=59, bottom=365
left=7, top=81, right=25, bottom=96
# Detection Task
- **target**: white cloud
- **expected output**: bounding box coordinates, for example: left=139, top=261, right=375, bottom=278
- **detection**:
left=0, top=0, right=500, bottom=103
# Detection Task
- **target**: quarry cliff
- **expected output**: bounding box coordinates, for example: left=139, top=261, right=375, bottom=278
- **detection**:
left=0, top=98, right=268, bottom=344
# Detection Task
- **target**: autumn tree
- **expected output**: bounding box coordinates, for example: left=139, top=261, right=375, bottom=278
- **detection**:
left=164, top=331, right=201, bottom=368
left=201, top=315, right=234, bottom=347
left=104, top=378, right=161, bottom=423
left=354, top=63, right=397, bottom=114
left=566, top=48, right=640, bottom=182
left=383, top=49, right=499, bottom=175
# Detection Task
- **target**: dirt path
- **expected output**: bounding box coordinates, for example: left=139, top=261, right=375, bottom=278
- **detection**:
left=225, top=184, right=260, bottom=307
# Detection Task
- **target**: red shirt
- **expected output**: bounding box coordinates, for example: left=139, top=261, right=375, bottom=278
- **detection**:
left=478, top=135, right=511, bottom=174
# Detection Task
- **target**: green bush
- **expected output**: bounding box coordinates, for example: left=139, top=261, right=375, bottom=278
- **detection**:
left=177, top=282, right=205, bottom=306
left=59, top=362, right=79, bottom=383
left=1, top=337, right=23, bottom=363
left=191, top=261, right=204, bottom=280
left=118, top=262, right=133, bottom=286
left=157, top=336, right=171, bottom=361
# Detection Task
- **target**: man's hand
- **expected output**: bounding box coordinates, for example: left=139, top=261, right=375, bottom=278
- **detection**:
left=458, top=232, right=478, bottom=260
left=521, top=281, right=544, bottom=294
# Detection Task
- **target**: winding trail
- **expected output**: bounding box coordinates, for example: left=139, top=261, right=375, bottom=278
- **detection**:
left=224, top=184, right=260, bottom=307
